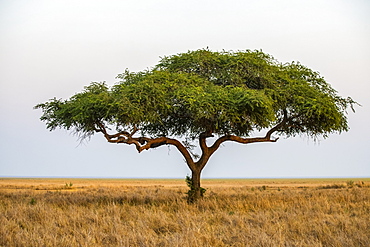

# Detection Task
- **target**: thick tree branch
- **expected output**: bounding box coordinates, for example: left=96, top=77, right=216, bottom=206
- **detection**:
left=138, top=137, right=195, bottom=168
left=95, top=122, right=195, bottom=169
left=95, top=122, right=141, bottom=150
left=209, top=110, right=288, bottom=156
left=199, top=130, right=213, bottom=153
left=265, top=109, right=288, bottom=139
left=195, top=130, right=215, bottom=171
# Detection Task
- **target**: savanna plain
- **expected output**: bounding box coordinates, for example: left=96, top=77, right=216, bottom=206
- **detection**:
left=0, top=178, right=369, bottom=247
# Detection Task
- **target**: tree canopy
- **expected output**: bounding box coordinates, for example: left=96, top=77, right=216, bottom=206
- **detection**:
left=35, top=49, right=356, bottom=201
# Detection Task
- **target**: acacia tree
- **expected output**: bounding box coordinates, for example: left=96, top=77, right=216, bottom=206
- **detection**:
left=35, top=49, right=356, bottom=202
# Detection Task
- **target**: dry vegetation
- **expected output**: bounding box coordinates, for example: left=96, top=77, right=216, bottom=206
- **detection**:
left=0, top=178, right=369, bottom=247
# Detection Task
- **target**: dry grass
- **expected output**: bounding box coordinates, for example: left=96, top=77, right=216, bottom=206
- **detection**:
left=0, top=178, right=369, bottom=247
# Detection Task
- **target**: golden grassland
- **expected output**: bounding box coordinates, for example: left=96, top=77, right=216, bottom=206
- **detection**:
left=0, top=178, right=369, bottom=247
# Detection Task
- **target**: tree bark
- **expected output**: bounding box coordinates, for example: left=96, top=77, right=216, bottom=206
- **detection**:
left=189, top=168, right=202, bottom=202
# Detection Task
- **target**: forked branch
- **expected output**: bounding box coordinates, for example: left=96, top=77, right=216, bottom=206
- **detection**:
left=209, top=110, right=288, bottom=155
left=95, top=122, right=196, bottom=169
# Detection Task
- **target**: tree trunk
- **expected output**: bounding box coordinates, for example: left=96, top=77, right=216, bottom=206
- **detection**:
left=187, top=168, right=204, bottom=203
left=192, top=168, right=202, bottom=198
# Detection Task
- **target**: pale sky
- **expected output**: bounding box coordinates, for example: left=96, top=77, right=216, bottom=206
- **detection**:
left=0, top=0, right=369, bottom=178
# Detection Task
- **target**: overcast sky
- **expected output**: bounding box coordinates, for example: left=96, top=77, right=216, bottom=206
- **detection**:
left=0, top=0, right=369, bottom=178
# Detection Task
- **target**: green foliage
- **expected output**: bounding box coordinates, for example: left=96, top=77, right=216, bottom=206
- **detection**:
left=35, top=49, right=356, bottom=141
left=29, top=198, right=37, bottom=205
left=65, top=182, right=73, bottom=189
left=35, top=82, right=114, bottom=139
left=346, top=180, right=355, bottom=188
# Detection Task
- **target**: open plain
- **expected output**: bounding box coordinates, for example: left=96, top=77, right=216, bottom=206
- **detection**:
left=1, top=178, right=369, bottom=246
